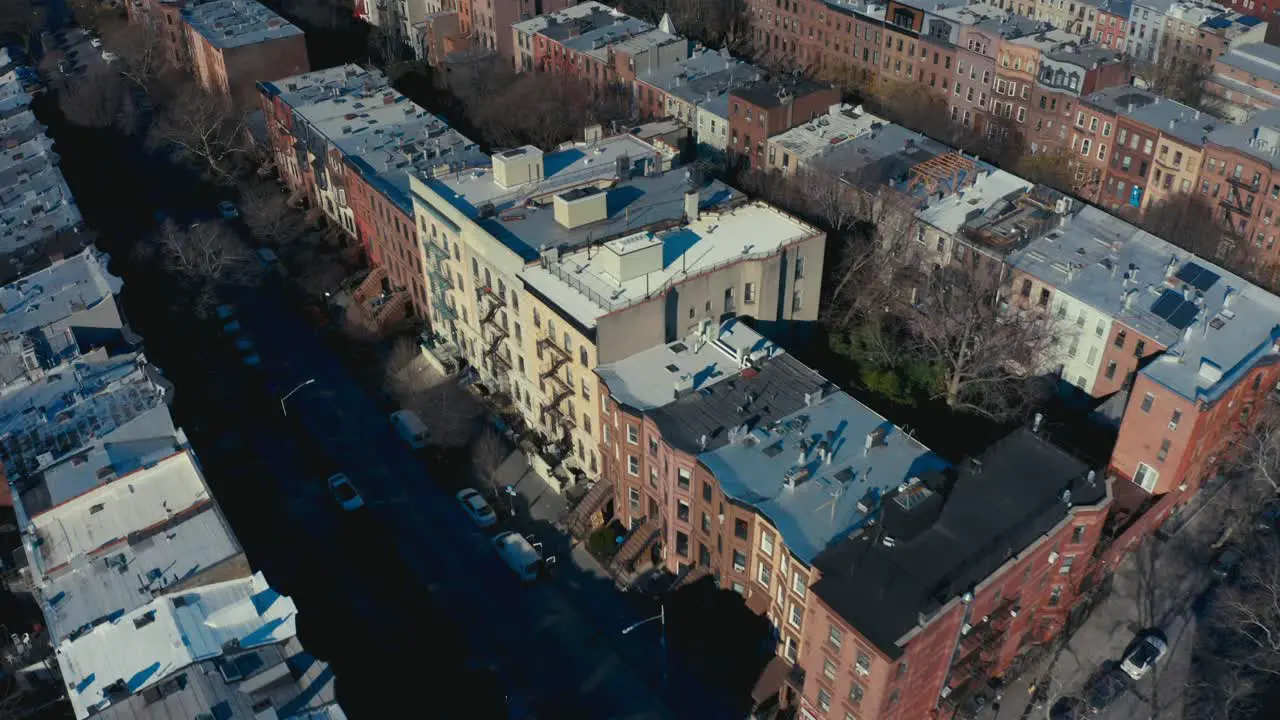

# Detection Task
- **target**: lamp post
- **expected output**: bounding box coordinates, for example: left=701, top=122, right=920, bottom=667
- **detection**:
left=280, top=378, right=316, bottom=416
left=621, top=604, right=667, bottom=689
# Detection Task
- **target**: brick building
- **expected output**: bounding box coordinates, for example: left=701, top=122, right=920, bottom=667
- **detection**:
left=796, top=425, right=1108, bottom=720
left=182, top=0, right=309, bottom=106
left=1199, top=110, right=1280, bottom=254
left=728, top=78, right=840, bottom=170
left=126, top=0, right=190, bottom=68
left=1207, top=42, right=1280, bottom=121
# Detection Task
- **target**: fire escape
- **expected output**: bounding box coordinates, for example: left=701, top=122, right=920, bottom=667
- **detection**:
left=942, top=597, right=1019, bottom=709
left=537, top=333, right=575, bottom=440
left=424, top=238, right=457, bottom=325
left=1220, top=174, right=1258, bottom=242
left=477, top=285, right=510, bottom=376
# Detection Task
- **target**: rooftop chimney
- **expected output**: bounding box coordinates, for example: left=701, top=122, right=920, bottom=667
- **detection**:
left=683, top=190, right=699, bottom=224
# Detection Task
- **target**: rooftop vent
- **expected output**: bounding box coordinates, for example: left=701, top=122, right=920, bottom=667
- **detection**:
left=492, top=145, right=544, bottom=189
left=553, top=186, right=608, bottom=229
left=1198, top=358, right=1224, bottom=383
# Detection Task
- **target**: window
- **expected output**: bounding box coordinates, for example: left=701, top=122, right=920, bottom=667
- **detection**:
left=733, top=550, right=747, bottom=572
left=1157, top=439, right=1171, bottom=462
left=648, top=437, right=659, bottom=456
left=701, top=512, right=711, bottom=534
left=677, top=467, right=691, bottom=490
left=855, top=651, right=871, bottom=676
left=794, top=256, right=806, bottom=279
left=735, top=518, right=749, bottom=539
left=1060, top=555, right=1074, bottom=574
left=761, top=531, right=775, bottom=557
left=792, top=289, right=803, bottom=312
left=702, top=481, right=713, bottom=502
left=1170, top=410, right=1182, bottom=430
left=627, top=425, right=639, bottom=444
left=829, top=625, right=844, bottom=649
left=897, top=661, right=908, bottom=678
left=1134, top=340, right=1146, bottom=357
left=1114, top=330, right=1126, bottom=348
left=789, top=602, right=803, bottom=628
left=627, top=455, right=639, bottom=475
left=1134, top=462, right=1160, bottom=491
left=676, top=531, right=689, bottom=557
left=1049, top=586, right=1063, bottom=607
left=677, top=500, right=690, bottom=522
left=744, top=282, right=757, bottom=304
left=793, top=571, right=807, bottom=598
left=757, top=561, right=772, bottom=587
left=850, top=683, right=865, bottom=704
left=823, top=657, right=838, bottom=680
left=817, top=689, right=832, bottom=712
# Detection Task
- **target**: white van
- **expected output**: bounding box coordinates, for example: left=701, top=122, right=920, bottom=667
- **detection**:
left=390, top=410, right=429, bottom=449
left=493, top=531, right=542, bottom=581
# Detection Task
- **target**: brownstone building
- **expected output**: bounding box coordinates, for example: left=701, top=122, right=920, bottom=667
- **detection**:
left=182, top=0, right=310, bottom=106
left=728, top=78, right=840, bottom=170
left=126, top=0, right=190, bottom=68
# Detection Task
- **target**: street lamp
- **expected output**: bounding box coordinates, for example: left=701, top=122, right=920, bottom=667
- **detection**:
left=280, top=378, right=316, bottom=416
left=621, top=604, right=667, bottom=689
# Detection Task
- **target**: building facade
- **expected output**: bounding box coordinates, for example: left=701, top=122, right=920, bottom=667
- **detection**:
left=182, top=0, right=309, bottom=106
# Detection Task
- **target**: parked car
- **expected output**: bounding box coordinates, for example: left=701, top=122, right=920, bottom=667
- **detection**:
left=390, top=410, right=429, bottom=449
left=89, top=37, right=102, bottom=48
left=492, top=531, right=543, bottom=581
left=1084, top=667, right=1129, bottom=713
left=217, top=201, right=239, bottom=219
left=328, top=473, right=364, bottom=511
left=1211, top=546, right=1244, bottom=582
left=456, top=489, right=497, bottom=528
left=1120, top=632, right=1169, bottom=680
left=101, top=51, right=118, bottom=63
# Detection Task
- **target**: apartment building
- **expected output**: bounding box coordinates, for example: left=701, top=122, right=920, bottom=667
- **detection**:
left=1128, top=0, right=1173, bottom=62
left=56, top=572, right=339, bottom=720
left=946, top=7, right=1035, bottom=131
left=409, top=130, right=825, bottom=474
left=729, top=79, right=841, bottom=170
left=126, top=0, right=190, bottom=67
left=597, top=320, right=946, bottom=667
left=1007, top=203, right=1280, bottom=506
left=632, top=48, right=765, bottom=139
left=182, top=0, right=309, bottom=106
left=0, top=61, right=83, bottom=266
left=467, top=0, right=577, bottom=58
left=1161, top=0, right=1266, bottom=64
left=763, top=104, right=889, bottom=175
left=258, top=65, right=484, bottom=325
left=797, top=424, right=1109, bottom=720
left=1126, top=96, right=1220, bottom=210
left=1199, top=109, right=1280, bottom=251
left=515, top=3, right=687, bottom=87
left=1207, top=42, right=1280, bottom=120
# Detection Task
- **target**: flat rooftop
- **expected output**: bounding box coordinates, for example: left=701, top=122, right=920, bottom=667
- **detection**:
left=1083, top=84, right=1162, bottom=115
left=1207, top=107, right=1280, bottom=166
left=0, top=247, right=121, bottom=345
left=0, top=353, right=172, bottom=490
left=732, top=77, right=832, bottom=109
left=1123, top=94, right=1219, bottom=147
left=914, top=167, right=1034, bottom=239
left=56, top=572, right=300, bottom=720
left=601, top=320, right=946, bottom=564
left=812, top=427, right=1104, bottom=657
left=0, top=111, right=81, bottom=254
left=634, top=47, right=764, bottom=108
left=513, top=1, right=624, bottom=35
left=823, top=122, right=952, bottom=189
left=1006, top=205, right=1280, bottom=403
left=34, top=452, right=239, bottom=643
left=181, top=0, right=303, bottom=50
left=262, top=65, right=484, bottom=215
left=769, top=104, right=888, bottom=165
left=419, top=134, right=738, bottom=260
left=1009, top=28, right=1083, bottom=52
left=520, top=200, right=810, bottom=328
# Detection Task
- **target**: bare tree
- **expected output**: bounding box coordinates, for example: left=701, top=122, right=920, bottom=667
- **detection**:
left=106, top=19, right=180, bottom=98
left=147, top=85, right=247, bottom=184
left=0, top=0, right=44, bottom=55
left=382, top=338, right=483, bottom=447
left=614, top=0, right=750, bottom=52
left=908, top=258, right=1057, bottom=418
left=1013, top=148, right=1075, bottom=193
left=472, top=427, right=511, bottom=515
left=239, top=182, right=311, bottom=246
left=1139, top=194, right=1225, bottom=260
left=1134, top=50, right=1216, bottom=112
left=58, top=65, right=139, bottom=133
left=148, top=219, right=258, bottom=315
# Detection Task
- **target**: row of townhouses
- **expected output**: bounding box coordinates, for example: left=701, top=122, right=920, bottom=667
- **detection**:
left=0, top=51, right=344, bottom=720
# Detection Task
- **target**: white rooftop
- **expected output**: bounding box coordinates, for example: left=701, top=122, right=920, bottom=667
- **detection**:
left=1007, top=205, right=1280, bottom=403
left=0, top=353, right=170, bottom=485
left=769, top=104, right=888, bottom=166
left=0, top=247, right=121, bottom=342
left=181, top=0, right=303, bottom=50
left=0, top=103, right=81, bottom=253
left=915, top=168, right=1034, bottom=236
left=512, top=1, right=626, bottom=34
left=57, top=572, right=299, bottom=720
left=27, top=449, right=208, bottom=579
left=596, top=318, right=781, bottom=410
left=1010, top=28, right=1082, bottom=51
left=520, top=201, right=816, bottom=327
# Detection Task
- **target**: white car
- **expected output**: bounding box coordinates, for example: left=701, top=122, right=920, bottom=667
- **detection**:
left=1120, top=633, right=1168, bottom=680
left=101, top=51, right=118, bottom=63
left=89, top=37, right=102, bottom=48
left=328, top=474, right=364, bottom=511
left=456, top=489, right=497, bottom=528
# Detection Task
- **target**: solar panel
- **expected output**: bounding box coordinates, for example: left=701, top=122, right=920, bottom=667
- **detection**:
left=1174, top=262, right=1220, bottom=292
left=1150, top=290, right=1183, bottom=320
left=1167, top=302, right=1200, bottom=330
